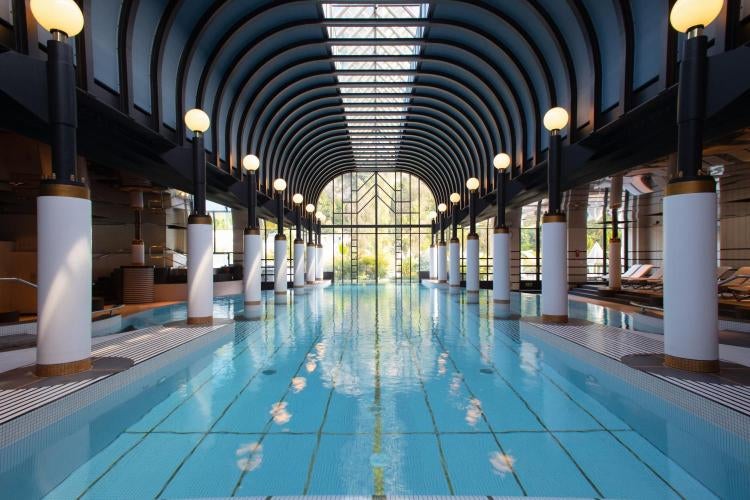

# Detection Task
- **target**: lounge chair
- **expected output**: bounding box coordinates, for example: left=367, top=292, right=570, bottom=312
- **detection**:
left=631, top=268, right=664, bottom=289
left=604, top=264, right=643, bottom=282
left=719, top=266, right=750, bottom=298
left=622, top=264, right=654, bottom=286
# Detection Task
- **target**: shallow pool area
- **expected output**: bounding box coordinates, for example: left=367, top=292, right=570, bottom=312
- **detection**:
left=1, top=285, right=748, bottom=499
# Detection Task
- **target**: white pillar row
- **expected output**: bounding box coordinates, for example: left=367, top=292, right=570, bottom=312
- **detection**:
left=293, top=238, right=306, bottom=293
left=274, top=235, right=288, bottom=295
left=541, top=214, right=568, bottom=322
left=493, top=228, right=511, bottom=304
left=187, top=215, right=214, bottom=325
left=36, top=186, right=92, bottom=376
left=306, top=242, right=316, bottom=284
left=428, top=243, right=435, bottom=280
left=316, top=243, right=324, bottom=281
left=243, top=228, right=262, bottom=320
left=449, top=237, right=460, bottom=289
left=663, top=181, right=719, bottom=372
left=465, top=235, right=479, bottom=303
left=437, top=242, right=447, bottom=283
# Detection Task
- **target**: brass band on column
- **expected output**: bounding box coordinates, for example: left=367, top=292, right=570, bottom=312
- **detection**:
left=542, top=213, right=566, bottom=223
left=39, top=182, right=90, bottom=199
left=664, top=179, right=715, bottom=196
left=188, top=214, right=213, bottom=224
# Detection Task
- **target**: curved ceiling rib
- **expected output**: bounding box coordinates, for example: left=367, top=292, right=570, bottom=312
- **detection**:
left=107, top=0, right=650, bottom=208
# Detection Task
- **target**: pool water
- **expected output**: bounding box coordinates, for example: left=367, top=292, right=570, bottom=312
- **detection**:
left=1, top=286, right=748, bottom=498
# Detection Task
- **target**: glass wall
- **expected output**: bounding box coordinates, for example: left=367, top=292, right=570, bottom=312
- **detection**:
left=206, top=200, right=234, bottom=268
left=317, top=171, right=435, bottom=283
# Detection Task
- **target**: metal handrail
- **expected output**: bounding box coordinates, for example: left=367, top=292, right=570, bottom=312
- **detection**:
left=93, top=304, right=125, bottom=318
left=0, top=277, right=37, bottom=288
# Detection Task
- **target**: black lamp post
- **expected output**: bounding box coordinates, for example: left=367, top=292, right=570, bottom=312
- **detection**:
left=242, top=155, right=260, bottom=230
left=493, top=153, right=511, bottom=228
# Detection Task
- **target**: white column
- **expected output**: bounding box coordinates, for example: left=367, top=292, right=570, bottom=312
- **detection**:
left=449, top=238, right=460, bottom=290
left=36, top=188, right=92, bottom=376
left=293, top=238, right=306, bottom=293
left=131, top=242, right=145, bottom=265
left=429, top=244, right=435, bottom=280
left=437, top=242, right=447, bottom=283
left=306, top=242, right=316, bottom=284
left=541, top=215, right=568, bottom=322
left=274, top=235, right=288, bottom=295
left=243, top=228, right=262, bottom=319
left=608, top=238, right=622, bottom=290
left=466, top=235, right=479, bottom=303
left=187, top=215, right=214, bottom=325
left=493, top=228, right=510, bottom=304
left=316, top=243, right=324, bottom=281
left=663, top=181, right=718, bottom=372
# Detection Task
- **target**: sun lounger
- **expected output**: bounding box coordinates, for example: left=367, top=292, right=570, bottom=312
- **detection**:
left=622, top=264, right=654, bottom=286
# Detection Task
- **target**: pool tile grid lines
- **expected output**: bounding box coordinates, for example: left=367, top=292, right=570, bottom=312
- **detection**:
left=419, top=309, right=690, bottom=499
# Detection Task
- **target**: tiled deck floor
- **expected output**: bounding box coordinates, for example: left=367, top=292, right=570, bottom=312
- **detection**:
left=0, top=322, right=230, bottom=425
left=527, top=319, right=750, bottom=416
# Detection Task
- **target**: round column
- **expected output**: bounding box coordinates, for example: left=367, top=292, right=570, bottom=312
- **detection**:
left=493, top=228, right=510, bottom=304
left=429, top=244, right=436, bottom=280
left=36, top=184, right=92, bottom=376
left=274, top=235, right=288, bottom=295
left=131, top=241, right=145, bottom=265
left=187, top=215, right=214, bottom=325
left=449, top=238, right=460, bottom=291
left=293, top=238, right=306, bottom=293
left=243, top=228, right=262, bottom=319
left=466, top=235, right=479, bottom=303
left=608, top=238, right=622, bottom=290
left=306, top=242, right=316, bottom=285
left=316, top=243, right=324, bottom=281
left=663, top=180, right=718, bottom=372
left=541, top=214, right=568, bottom=322
left=437, top=242, right=447, bottom=283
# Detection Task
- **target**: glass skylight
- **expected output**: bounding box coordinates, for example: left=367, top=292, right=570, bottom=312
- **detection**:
left=323, top=2, right=429, bottom=169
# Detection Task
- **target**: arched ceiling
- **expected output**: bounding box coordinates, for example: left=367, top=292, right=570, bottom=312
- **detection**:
left=85, top=0, right=677, bottom=205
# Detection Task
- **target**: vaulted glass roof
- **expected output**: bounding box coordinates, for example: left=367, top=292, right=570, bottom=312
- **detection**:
left=323, top=2, right=429, bottom=170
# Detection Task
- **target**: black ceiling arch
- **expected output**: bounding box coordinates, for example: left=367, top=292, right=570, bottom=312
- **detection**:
left=70, top=0, right=675, bottom=217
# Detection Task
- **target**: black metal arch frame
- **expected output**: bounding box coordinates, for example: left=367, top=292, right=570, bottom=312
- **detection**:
left=67, top=0, right=662, bottom=215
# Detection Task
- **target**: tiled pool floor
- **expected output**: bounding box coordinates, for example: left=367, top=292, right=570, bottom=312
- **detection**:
left=24, top=286, right=736, bottom=499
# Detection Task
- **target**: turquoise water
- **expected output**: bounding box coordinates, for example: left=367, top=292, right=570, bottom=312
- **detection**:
left=1, top=286, right=748, bottom=498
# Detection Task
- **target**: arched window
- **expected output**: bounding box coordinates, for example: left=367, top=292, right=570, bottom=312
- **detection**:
left=316, top=171, right=435, bottom=283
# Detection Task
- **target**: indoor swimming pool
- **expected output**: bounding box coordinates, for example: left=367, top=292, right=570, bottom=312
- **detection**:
left=1, top=286, right=748, bottom=499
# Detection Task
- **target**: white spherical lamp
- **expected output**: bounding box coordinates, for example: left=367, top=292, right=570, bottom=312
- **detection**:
left=670, top=0, right=723, bottom=32
left=184, top=109, right=210, bottom=133
left=242, top=154, right=260, bottom=172
left=292, top=193, right=303, bottom=204
left=450, top=192, right=460, bottom=204
left=493, top=153, right=511, bottom=170
left=306, top=203, right=315, bottom=213
left=31, top=0, right=84, bottom=37
left=543, top=107, right=569, bottom=132
left=438, top=203, right=447, bottom=213
left=466, top=177, right=480, bottom=191
left=428, top=210, right=437, bottom=221
left=273, top=178, right=287, bottom=192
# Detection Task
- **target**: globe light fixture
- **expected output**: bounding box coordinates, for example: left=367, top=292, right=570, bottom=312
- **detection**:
left=429, top=210, right=437, bottom=221
left=493, top=153, right=511, bottom=170
left=670, top=0, right=723, bottom=33
left=438, top=203, right=447, bottom=213
left=184, top=109, right=210, bottom=134
left=30, top=0, right=84, bottom=37
left=466, top=177, right=480, bottom=191
left=292, top=193, right=303, bottom=204
left=543, top=107, right=569, bottom=132
left=242, top=154, right=260, bottom=172
left=450, top=192, right=460, bottom=204
left=306, top=203, right=315, bottom=213
left=316, top=212, right=326, bottom=222
left=273, top=178, right=287, bottom=192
